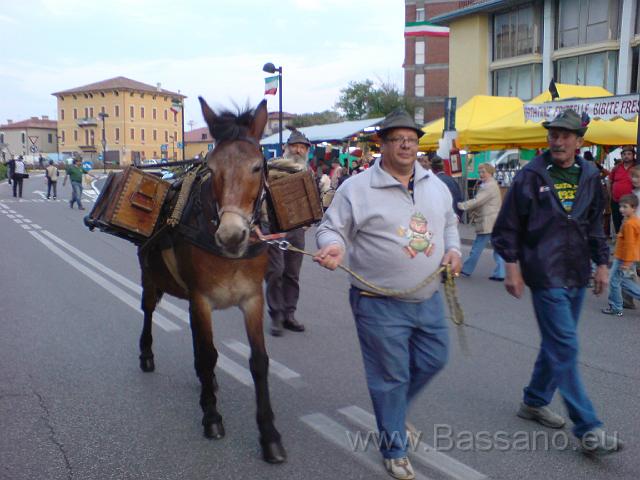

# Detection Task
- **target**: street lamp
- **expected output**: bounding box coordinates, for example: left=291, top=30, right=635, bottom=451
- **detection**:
left=98, top=112, right=109, bottom=173
left=263, top=62, right=283, bottom=152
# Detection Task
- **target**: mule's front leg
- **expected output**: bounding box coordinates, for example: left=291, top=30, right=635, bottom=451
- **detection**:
left=189, top=293, right=224, bottom=439
left=139, top=286, right=161, bottom=372
left=242, top=295, right=286, bottom=464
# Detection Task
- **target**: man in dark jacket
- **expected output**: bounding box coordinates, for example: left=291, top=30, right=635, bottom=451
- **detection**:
left=492, top=109, right=622, bottom=456
left=430, top=155, right=462, bottom=218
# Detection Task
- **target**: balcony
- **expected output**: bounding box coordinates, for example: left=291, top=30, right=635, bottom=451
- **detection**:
left=79, top=145, right=97, bottom=153
left=77, top=117, right=98, bottom=127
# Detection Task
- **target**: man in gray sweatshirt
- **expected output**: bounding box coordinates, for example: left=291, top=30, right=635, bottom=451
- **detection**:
left=314, top=110, right=461, bottom=480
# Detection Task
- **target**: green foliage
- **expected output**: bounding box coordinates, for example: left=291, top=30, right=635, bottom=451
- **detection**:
left=289, top=110, right=343, bottom=128
left=0, top=163, right=6, bottom=181
left=335, top=79, right=414, bottom=120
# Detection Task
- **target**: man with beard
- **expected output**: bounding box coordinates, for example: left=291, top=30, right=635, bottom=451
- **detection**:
left=265, top=129, right=312, bottom=336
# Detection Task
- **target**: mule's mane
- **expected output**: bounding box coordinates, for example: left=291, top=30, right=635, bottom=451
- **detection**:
left=209, top=105, right=257, bottom=144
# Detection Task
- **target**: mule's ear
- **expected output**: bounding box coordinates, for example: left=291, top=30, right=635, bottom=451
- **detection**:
left=199, top=96, right=217, bottom=136
left=248, top=99, right=268, bottom=141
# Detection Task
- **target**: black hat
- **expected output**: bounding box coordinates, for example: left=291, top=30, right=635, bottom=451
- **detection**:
left=430, top=155, right=444, bottom=169
left=542, top=109, right=588, bottom=137
left=377, top=109, right=424, bottom=139
left=286, top=128, right=311, bottom=146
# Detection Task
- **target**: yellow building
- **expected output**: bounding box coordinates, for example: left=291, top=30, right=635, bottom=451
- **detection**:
left=184, top=126, right=214, bottom=160
left=52, top=76, right=186, bottom=166
left=430, top=0, right=640, bottom=104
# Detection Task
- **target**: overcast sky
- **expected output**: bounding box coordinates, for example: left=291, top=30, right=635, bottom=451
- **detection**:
left=1, top=0, right=405, bottom=129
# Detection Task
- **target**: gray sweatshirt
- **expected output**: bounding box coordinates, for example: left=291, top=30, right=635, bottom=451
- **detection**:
left=316, top=160, right=460, bottom=301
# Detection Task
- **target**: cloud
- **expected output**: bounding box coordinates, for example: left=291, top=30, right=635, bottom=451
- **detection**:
left=0, top=14, right=18, bottom=24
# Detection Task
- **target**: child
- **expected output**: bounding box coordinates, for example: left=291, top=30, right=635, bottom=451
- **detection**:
left=602, top=193, right=640, bottom=316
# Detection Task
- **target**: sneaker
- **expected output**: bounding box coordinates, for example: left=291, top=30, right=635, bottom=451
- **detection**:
left=517, top=403, right=566, bottom=429
left=601, top=307, right=623, bottom=316
left=581, top=428, right=624, bottom=456
left=383, top=457, right=415, bottom=480
left=488, top=276, right=504, bottom=282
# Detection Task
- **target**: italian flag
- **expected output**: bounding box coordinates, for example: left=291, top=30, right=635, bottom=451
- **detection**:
left=264, top=75, right=279, bottom=96
left=404, top=21, right=449, bottom=37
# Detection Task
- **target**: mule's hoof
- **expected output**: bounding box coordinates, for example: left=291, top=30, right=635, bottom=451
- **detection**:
left=204, top=421, right=225, bottom=439
left=262, top=440, right=287, bottom=464
left=139, top=356, right=155, bottom=372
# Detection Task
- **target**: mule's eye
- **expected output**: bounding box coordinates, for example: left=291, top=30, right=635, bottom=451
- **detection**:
left=252, top=165, right=262, bottom=173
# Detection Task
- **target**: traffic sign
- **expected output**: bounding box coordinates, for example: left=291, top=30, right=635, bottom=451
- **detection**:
left=161, top=144, right=168, bottom=152
left=98, top=153, right=103, bottom=161
left=208, top=143, right=214, bottom=151
left=30, top=145, right=38, bottom=153
left=82, top=161, right=93, bottom=171
left=177, top=142, right=183, bottom=149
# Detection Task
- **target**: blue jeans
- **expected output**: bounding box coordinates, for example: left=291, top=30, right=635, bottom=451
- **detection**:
left=524, top=288, right=602, bottom=437
left=461, top=233, right=505, bottom=278
left=607, top=258, right=640, bottom=311
left=71, top=181, right=83, bottom=208
left=349, top=288, right=449, bottom=459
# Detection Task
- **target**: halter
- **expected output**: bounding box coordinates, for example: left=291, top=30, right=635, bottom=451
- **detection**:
left=210, top=136, right=266, bottom=230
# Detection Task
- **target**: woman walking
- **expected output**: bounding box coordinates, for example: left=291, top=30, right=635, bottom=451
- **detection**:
left=458, top=163, right=505, bottom=280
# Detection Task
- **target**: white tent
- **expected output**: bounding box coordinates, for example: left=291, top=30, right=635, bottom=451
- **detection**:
left=260, top=117, right=383, bottom=145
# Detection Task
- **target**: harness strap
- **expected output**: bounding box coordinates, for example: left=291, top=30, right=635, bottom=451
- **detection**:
left=161, top=247, right=188, bottom=291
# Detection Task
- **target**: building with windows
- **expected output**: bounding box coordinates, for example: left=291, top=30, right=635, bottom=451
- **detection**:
left=429, top=0, right=640, bottom=105
left=52, top=76, right=186, bottom=165
left=184, top=126, right=214, bottom=160
left=0, top=116, right=58, bottom=161
left=404, top=1, right=473, bottom=125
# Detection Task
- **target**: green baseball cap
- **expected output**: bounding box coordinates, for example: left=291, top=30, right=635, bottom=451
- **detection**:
left=542, top=109, right=588, bottom=137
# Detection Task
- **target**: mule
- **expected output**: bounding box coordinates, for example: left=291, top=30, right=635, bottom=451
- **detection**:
left=137, top=97, right=286, bottom=463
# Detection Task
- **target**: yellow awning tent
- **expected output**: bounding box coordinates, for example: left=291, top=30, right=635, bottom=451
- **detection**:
left=422, top=84, right=638, bottom=151
left=419, top=95, right=524, bottom=150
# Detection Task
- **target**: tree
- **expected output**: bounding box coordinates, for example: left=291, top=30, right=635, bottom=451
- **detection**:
left=335, top=79, right=413, bottom=120
left=289, top=110, right=343, bottom=128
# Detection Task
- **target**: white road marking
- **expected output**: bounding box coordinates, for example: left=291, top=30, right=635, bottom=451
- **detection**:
left=300, top=413, right=433, bottom=480
left=7, top=214, right=15, bottom=218
left=29, top=230, right=180, bottom=332
left=31, top=224, right=42, bottom=229
left=13, top=219, right=23, bottom=224
left=338, top=406, right=487, bottom=480
left=215, top=354, right=254, bottom=387
left=224, top=340, right=302, bottom=381
left=39, top=229, right=189, bottom=324
left=21, top=224, right=31, bottom=230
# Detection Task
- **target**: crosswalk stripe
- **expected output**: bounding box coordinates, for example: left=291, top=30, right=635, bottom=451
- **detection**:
left=337, top=406, right=487, bottom=480
left=216, top=354, right=254, bottom=387
left=29, top=230, right=180, bottom=332
left=223, top=340, right=302, bottom=382
left=301, top=413, right=434, bottom=480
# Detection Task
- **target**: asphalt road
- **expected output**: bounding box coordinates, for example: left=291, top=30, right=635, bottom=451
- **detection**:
left=0, top=174, right=638, bottom=480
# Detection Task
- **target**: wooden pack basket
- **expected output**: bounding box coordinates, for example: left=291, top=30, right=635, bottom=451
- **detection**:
left=267, top=170, right=323, bottom=231
left=85, top=166, right=170, bottom=243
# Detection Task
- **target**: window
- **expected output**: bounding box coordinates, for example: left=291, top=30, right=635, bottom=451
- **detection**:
left=61, top=131, right=65, bottom=143
left=90, top=130, right=95, bottom=145
left=415, top=41, right=425, bottom=65
left=101, top=106, right=105, bottom=114
left=84, top=107, right=89, bottom=118
left=493, top=63, right=543, bottom=100
left=114, top=105, right=120, bottom=117
left=21, top=132, right=25, bottom=144
left=493, top=3, right=541, bottom=60
left=557, top=0, right=619, bottom=48
left=0, top=134, right=3, bottom=143
left=61, top=109, right=65, bottom=121
left=85, top=130, right=89, bottom=145
left=153, top=108, right=157, bottom=120
left=556, top=51, right=618, bottom=91
left=164, top=109, right=168, bottom=121
left=174, top=131, right=178, bottom=142
left=141, top=106, right=145, bottom=119
left=48, top=133, right=53, bottom=143
left=153, top=129, right=157, bottom=141
left=115, top=128, right=120, bottom=141
left=173, top=111, right=177, bottom=122
left=74, top=130, right=78, bottom=141
left=165, top=130, right=168, bottom=142
left=415, top=73, right=425, bottom=97
left=416, top=7, right=425, bottom=22
left=141, top=129, right=145, bottom=142
left=73, top=108, right=78, bottom=120
left=130, top=128, right=135, bottom=140
left=414, top=107, right=425, bottom=126
left=89, top=107, right=94, bottom=118
left=130, top=106, right=135, bottom=118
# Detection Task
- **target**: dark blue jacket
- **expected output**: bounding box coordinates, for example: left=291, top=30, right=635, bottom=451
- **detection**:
left=436, top=172, right=463, bottom=218
left=491, top=151, right=608, bottom=289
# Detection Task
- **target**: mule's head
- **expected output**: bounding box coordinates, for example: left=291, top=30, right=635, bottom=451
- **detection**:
left=199, top=97, right=268, bottom=258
